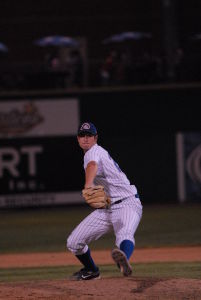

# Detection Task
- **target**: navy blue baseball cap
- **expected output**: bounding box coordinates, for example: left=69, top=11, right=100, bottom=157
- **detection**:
left=77, top=122, right=97, bottom=136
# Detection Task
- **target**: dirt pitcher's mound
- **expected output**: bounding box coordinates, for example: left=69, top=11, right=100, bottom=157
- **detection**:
left=0, top=246, right=201, bottom=268
left=1, top=277, right=201, bottom=300
left=1, top=247, right=201, bottom=300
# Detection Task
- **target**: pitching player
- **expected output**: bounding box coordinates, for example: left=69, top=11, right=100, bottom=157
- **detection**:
left=67, top=122, right=143, bottom=280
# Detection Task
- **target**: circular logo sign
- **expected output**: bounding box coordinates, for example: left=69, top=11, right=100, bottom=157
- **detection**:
left=186, top=144, right=201, bottom=183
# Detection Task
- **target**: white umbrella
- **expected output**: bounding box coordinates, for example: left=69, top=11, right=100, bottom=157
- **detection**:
left=102, top=31, right=152, bottom=44
left=34, top=35, right=79, bottom=47
left=0, top=42, right=8, bottom=52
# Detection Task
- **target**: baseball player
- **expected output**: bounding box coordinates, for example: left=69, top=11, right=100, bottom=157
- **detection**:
left=67, top=122, right=142, bottom=280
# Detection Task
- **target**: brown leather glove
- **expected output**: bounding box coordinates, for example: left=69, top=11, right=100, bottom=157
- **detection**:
left=82, top=185, right=111, bottom=209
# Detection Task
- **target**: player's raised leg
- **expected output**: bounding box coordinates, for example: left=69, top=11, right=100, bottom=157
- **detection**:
left=111, top=202, right=142, bottom=276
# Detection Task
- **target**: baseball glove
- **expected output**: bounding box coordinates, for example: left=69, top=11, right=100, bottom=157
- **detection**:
left=82, top=185, right=111, bottom=209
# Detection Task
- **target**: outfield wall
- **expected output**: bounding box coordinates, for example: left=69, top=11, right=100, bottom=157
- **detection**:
left=0, top=84, right=200, bottom=207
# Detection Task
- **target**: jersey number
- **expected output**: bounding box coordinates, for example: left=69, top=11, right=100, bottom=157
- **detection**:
left=108, top=153, right=122, bottom=172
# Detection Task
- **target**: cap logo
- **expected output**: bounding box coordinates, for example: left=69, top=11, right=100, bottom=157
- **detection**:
left=80, top=123, right=90, bottom=130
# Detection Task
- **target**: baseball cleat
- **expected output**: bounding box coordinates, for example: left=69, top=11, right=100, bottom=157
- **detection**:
left=69, top=268, right=101, bottom=281
left=111, top=248, right=132, bottom=276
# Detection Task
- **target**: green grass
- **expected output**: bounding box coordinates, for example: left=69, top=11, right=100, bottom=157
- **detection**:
left=0, top=203, right=201, bottom=254
left=0, top=262, right=200, bottom=282
left=137, top=204, right=201, bottom=247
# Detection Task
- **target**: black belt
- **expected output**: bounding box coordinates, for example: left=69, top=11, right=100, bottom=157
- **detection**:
left=112, top=193, right=140, bottom=206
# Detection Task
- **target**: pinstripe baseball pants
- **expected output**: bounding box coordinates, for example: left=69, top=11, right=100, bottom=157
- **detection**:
left=67, top=197, right=142, bottom=255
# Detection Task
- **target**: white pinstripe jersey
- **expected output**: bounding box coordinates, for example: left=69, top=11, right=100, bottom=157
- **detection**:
left=84, top=143, right=138, bottom=203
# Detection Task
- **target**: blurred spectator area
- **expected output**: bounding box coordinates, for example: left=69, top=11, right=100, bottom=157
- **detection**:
left=90, top=47, right=201, bottom=87
left=1, top=44, right=201, bottom=90
left=1, top=0, right=201, bottom=90
left=0, top=44, right=85, bottom=90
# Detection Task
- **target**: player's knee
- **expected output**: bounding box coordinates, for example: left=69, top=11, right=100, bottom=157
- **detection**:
left=66, top=235, right=75, bottom=251
left=67, top=234, right=85, bottom=253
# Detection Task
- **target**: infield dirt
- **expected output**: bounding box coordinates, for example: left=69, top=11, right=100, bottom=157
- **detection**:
left=0, top=246, right=201, bottom=300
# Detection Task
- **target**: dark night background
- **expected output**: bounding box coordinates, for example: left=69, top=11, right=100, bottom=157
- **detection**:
left=0, top=1, right=201, bottom=205
left=1, top=0, right=201, bottom=87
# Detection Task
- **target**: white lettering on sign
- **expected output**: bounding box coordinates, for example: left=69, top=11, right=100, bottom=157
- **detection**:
left=21, top=146, right=43, bottom=176
left=0, top=146, right=43, bottom=177
left=0, top=148, right=19, bottom=177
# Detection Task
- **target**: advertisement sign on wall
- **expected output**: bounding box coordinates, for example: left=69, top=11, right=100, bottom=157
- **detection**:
left=176, top=132, right=201, bottom=202
left=0, top=99, right=79, bottom=138
left=0, top=99, right=83, bottom=208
